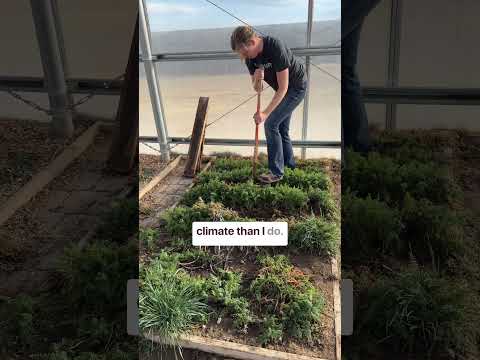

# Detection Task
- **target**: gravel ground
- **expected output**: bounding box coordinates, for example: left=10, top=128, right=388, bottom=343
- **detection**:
left=0, top=116, right=94, bottom=204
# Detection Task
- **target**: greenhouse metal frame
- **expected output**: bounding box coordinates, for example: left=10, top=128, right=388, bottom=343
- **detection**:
left=138, top=0, right=480, bottom=161
left=2, top=0, right=479, bottom=162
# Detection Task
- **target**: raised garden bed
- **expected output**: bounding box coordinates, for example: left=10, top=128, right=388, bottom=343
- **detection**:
left=139, top=156, right=341, bottom=360
left=342, top=130, right=480, bottom=360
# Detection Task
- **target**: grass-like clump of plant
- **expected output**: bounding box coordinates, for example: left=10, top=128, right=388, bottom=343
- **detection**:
left=342, top=191, right=465, bottom=266
left=289, top=217, right=340, bottom=257
left=139, top=254, right=208, bottom=342
left=283, top=167, right=331, bottom=191
left=343, top=131, right=477, bottom=360
left=400, top=193, right=465, bottom=266
left=176, top=248, right=217, bottom=269
left=307, top=187, right=338, bottom=220
left=372, top=130, right=459, bottom=164
left=213, top=157, right=258, bottom=171
left=343, top=150, right=457, bottom=205
left=200, top=161, right=331, bottom=192
left=57, top=240, right=138, bottom=319
left=139, top=252, right=253, bottom=336
left=354, top=268, right=480, bottom=358
left=197, top=166, right=254, bottom=184
left=0, top=295, right=36, bottom=351
left=0, top=196, right=140, bottom=360
left=181, top=158, right=337, bottom=218
left=162, top=200, right=246, bottom=240
left=181, top=180, right=309, bottom=215
left=250, top=255, right=325, bottom=343
left=342, top=192, right=403, bottom=259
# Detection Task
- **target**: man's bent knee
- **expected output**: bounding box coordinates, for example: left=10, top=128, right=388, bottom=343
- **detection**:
left=264, top=117, right=280, bottom=133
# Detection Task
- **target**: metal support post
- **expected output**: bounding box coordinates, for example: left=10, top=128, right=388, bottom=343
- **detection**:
left=30, top=0, right=73, bottom=138
left=301, top=0, right=314, bottom=159
left=386, top=0, right=403, bottom=130
left=51, top=0, right=75, bottom=113
left=139, top=0, right=170, bottom=162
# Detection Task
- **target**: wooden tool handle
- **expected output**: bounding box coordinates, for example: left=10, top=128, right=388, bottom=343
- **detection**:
left=253, top=91, right=261, bottom=178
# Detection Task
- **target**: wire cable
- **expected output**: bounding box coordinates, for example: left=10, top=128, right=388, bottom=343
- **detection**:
left=203, top=0, right=341, bottom=83
left=143, top=1, right=341, bottom=152
left=206, top=85, right=271, bottom=128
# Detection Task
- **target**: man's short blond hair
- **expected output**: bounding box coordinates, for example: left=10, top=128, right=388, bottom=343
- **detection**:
left=230, top=26, right=256, bottom=51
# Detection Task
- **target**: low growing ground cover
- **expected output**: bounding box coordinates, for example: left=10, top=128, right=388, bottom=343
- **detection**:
left=139, top=157, right=341, bottom=358
left=0, top=198, right=139, bottom=359
left=342, top=130, right=480, bottom=360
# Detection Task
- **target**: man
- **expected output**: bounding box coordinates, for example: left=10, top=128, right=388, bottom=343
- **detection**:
left=342, top=0, right=382, bottom=154
left=230, top=26, right=307, bottom=184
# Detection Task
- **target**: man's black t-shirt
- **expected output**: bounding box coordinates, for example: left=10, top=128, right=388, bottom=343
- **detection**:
left=246, top=36, right=306, bottom=91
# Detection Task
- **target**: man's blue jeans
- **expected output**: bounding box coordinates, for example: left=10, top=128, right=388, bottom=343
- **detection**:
left=342, top=0, right=382, bottom=153
left=264, top=83, right=307, bottom=177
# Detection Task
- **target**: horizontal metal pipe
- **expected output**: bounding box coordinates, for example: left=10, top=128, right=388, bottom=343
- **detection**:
left=0, top=76, right=123, bottom=95
left=140, top=136, right=341, bottom=149
left=4, top=76, right=480, bottom=106
left=139, top=46, right=340, bottom=62
left=363, top=87, right=480, bottom=105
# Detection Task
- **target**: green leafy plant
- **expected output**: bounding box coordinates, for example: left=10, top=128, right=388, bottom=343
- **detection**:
left=343, top=150, right=457, bottom=205
left=226, top=181, right=264, bottom=210
left=96, top=199, right=138, bottom=243
left=283, top=167, right=331, bottom=191
left=76, top=316, right=113, bottom=348
left=0, top=295, right=36, bottom=350
left=203, top=161, right=330, bottom=193
left=213, top=158, right=254, bottom=171
left=250, top=255, right=325, bottom=342
left=139, top=227, right=159, bottom=251
left=181, top=178, right=228, bottom=206
left=373, top=134, right=436, bottom=163
left=289, top=217, right=340, bottom=257
left=197, top=166, right=253, bottom=185
left=283, top=290, right=324, bottom=340
left=397, top=161, right=458, bottom=204
left=177, top=248, right=216, bottom=268
left=307, top=187, right=338, bottom=219
left=269, top=185, right=309, bottom=213
left=258, top=315, right=283, bottom=345
left=342, top=192, right=403, bottom=259
left=355, top=268, right=479, bottom=357
left=182, top=181, right=309, bottom=216
left=203, top=270, right=253, bottom=330
left=401, top=193, right=465, bottom=267
left=57, top=240, right=137, bottom=319
left=162, top=200, right=242, bottom=240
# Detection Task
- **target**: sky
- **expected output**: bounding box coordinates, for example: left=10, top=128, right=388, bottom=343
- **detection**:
left=146, top=0, right=341, bottom=32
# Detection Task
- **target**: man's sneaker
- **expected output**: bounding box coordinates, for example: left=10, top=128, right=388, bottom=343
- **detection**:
left=258, top=171, right=283, bottom=184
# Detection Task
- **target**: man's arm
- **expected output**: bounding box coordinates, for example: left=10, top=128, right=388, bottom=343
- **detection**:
left=263, top=68, right=288, bottom=116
